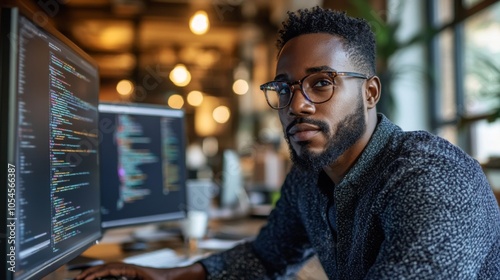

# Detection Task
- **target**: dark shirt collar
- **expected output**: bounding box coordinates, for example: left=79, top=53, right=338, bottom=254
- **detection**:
left=337, top=113, right=400, bottom=189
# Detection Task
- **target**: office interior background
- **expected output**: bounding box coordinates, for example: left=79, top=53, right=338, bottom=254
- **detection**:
left=23, top=0, right=500, bottom=197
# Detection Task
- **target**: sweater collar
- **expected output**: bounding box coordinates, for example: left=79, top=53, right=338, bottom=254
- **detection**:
left=336, top=113, right=401, bottom=189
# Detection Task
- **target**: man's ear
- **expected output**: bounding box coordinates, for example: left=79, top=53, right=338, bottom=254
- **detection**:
left=365, top=76, right=381, bottom=109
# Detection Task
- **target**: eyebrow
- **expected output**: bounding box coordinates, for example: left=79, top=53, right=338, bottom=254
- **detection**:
left=273, top=65, right=337, bottom=81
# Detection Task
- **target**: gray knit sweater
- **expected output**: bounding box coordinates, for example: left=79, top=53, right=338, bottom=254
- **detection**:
left=199, top=114, right=500, bottom=279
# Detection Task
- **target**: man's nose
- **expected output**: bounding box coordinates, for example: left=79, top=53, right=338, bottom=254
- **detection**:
left=287, top=86, right=315, bottom=116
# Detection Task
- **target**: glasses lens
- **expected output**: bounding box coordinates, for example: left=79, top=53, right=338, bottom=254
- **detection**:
left=302, top=72, right=335, bottom=103
left=262, top=82, right=290, bottom=109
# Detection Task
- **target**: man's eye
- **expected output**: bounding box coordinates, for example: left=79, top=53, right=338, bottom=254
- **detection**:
left=312, top=79, right=333, bottom=88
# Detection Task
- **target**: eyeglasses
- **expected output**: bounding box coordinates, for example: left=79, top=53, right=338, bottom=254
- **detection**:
left=259, top=71, right=369, bottom=110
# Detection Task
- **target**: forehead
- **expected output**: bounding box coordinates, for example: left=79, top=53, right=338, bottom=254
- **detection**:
left=276, top=33, right=351, bottom=77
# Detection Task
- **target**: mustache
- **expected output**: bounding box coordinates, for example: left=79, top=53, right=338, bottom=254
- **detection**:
left=285, top=118, right=329, bottom=136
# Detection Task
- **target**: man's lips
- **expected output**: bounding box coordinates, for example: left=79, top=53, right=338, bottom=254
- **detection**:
left=287, top=123, right=322, bottom=142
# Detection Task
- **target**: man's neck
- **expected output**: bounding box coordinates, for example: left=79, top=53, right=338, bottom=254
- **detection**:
left=323, top=113, right=378, bottom=185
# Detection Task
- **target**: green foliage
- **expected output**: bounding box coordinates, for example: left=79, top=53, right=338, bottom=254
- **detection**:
left=350, top=0, right=436, bottom=63
left=471, top=54, right=500, bottom=122
left=348, top=0, right=436, bottom=117
left=473, top=55, right=500, bottom=99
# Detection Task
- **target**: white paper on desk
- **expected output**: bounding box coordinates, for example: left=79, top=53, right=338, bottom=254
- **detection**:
left=198, top=238, right=245, bottom=250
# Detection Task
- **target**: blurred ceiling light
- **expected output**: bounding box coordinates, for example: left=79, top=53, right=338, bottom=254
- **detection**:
left=169, top=64, right=191, bottom=87
left=232, top=79, right=249, bottom=95
left=195, top=96, right=219, bottom=136
left=71, top=21, right=133, bottom=51
left=189, top=10, right=210, bottom=35
left=116, top=79, right=134, bottom=96
left=187, top=90, right=204, bottom=106
left=213, top=105, right=230, bottom=124
left=168, top=94, right=184, bottom=109
left=100, top=26, right=134, bottom=50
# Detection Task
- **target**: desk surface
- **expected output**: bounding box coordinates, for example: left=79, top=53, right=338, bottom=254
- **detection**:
left=41, top=216, right=327, bottom=280
left=41, top=217, right=267, bottom=279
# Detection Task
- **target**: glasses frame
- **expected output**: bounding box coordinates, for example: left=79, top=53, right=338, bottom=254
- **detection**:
left=259, top=71, right=369, bottom=110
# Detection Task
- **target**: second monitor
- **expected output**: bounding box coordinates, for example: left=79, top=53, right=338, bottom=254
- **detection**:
left=98, top=103, right=187, bottom=230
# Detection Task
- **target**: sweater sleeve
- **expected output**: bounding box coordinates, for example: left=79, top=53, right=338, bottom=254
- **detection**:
left=198, top=242, right=268, bottom=280
left=365, top=149, right=500, bottom=279
left=199, top=167, right=314, bottom=279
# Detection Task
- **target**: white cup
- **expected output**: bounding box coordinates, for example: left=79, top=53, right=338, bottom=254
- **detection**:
left=182, top=210, right=209, bottom=256
left=183, top=210, right=208, bottom=239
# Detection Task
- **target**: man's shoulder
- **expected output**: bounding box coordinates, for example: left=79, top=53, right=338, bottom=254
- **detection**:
left=395, top=129, right=474, bottom=165
left=376, top=115, right=466, bottom=160
left=382, top=129, right=489, bottom=192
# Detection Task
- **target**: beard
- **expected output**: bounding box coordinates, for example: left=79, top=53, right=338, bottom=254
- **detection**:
left=285, top=93, right=366, bottom=174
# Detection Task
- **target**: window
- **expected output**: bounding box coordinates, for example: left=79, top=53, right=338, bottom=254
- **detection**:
left=428, top=0, right=500, bottom=164
left=464, top=2, right=500, bottom=162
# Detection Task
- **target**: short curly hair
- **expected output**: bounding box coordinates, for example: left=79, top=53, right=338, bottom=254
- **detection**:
left=277, top=6, right=376, bottom=76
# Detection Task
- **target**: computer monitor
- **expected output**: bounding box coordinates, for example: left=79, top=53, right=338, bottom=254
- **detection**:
left=0, top=4, right=101, bottom=280
left=98, top=103, right=187, bottom=231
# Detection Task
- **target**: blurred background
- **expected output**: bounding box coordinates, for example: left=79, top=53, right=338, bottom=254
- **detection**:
left=17, top=0, right=500, bottom=199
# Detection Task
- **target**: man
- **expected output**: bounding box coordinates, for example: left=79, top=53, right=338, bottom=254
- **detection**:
left=78, top=6, right=500, bottom=280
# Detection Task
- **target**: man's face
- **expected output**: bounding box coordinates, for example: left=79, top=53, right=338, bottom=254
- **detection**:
left=275, top=33, right=368, bottom=173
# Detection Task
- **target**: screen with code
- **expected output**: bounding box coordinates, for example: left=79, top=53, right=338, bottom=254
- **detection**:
left=0, top=6, right=101, bottom=280
left=98, top=103, right=187, bottom=229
